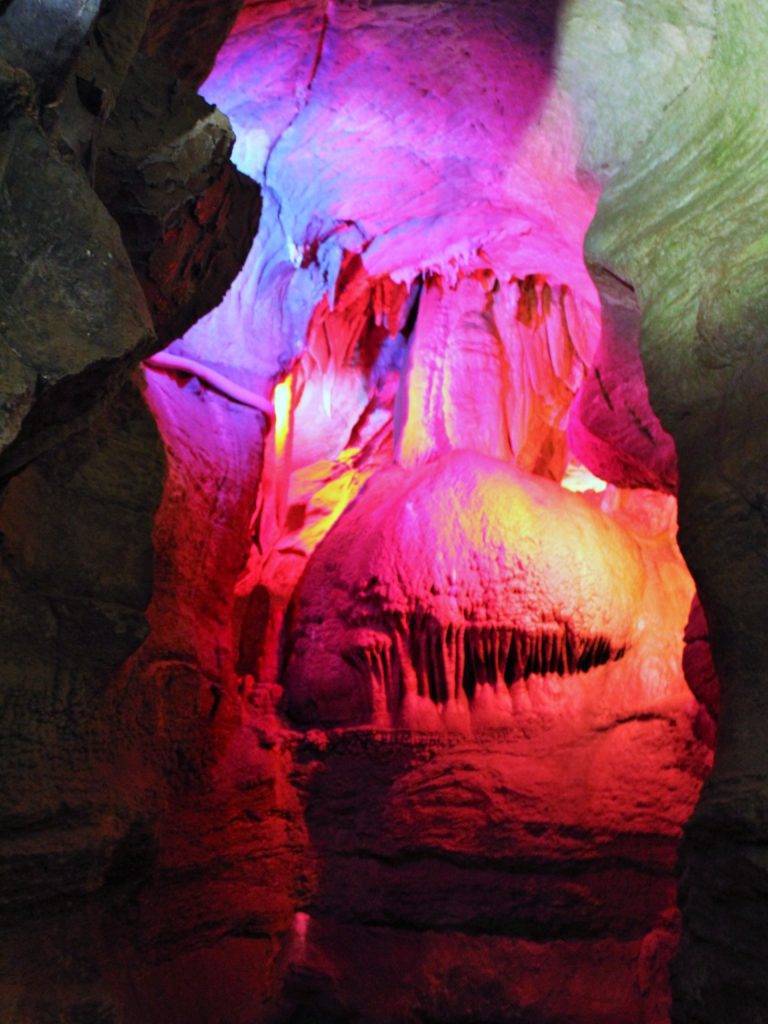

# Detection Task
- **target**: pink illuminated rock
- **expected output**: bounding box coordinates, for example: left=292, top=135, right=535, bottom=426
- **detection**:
left=0, top=2, right=722, bottom=1024
left=183, top=0, right=602, bottom=395
left=395, top=274, right=591, bottom=478
left=285, top=450, right=653, bottom=729
left=568, top=274, right=679, bottom=492
left=180, top=0, right=670, bottom=513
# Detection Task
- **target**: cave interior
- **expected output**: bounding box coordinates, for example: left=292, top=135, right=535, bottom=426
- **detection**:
left=1, top=1, right=766, bottom=1023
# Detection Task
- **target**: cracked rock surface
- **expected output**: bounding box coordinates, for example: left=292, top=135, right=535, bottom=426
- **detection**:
left=0, top=55, right=155, bottom=473
left=575, top=5, right=768, bottom=1018
left=0, top=3, right=262, bottom=1021
left=0, top=2, right=765, bottom=1023
left=96, top=52, right=261, bottom=343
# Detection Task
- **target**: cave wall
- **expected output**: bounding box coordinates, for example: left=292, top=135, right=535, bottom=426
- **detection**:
left=1, top=2, right=763, bottom=1023
left=569, top=4, right=768, bottom=1018
left=0, top=2, right=272, bottom=1021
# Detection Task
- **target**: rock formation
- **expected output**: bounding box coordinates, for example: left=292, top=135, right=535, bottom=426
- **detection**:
left=1, top=2, right=763, bottom=1023
left=0, top=2, right=264, bottom=1021
left=286, top=451, right=651, bottom=729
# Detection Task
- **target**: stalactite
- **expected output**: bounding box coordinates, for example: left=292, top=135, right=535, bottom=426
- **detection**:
left=339, top=613, right=626, bottom=724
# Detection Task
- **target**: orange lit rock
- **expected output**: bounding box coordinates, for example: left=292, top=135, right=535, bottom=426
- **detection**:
left=284, top=450, right=689, bottom=732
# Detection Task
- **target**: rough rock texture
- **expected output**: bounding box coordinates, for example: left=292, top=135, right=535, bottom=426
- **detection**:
left=0, top=0, right=100, bottom=104
left=0, top=0, right=260, bottom=476
left=0, top=378, right=164, bottom=912
left=0, top=57, right=155, bottom=474
left=107, top=369, right=302, bottom=1024
left=565, top=4, right=768, bottom=1018
left=568, top=270, right=679, bottom=494
left=96, top=52, right=262, bottom=343
left=56, top=0, right=156, bottom=171
left=683, top=596, right=719, bottom=749
left=144, top=3, right=718, bottom=1021
left=281, top=916, right=677, bottom=1024
left=1, top=1, right=757, bottom=1023
left=0, top=368, right=301, bottom=1024
left=0, top=2, right=267, bottom=1021
left=285, top=720, right=706, bottom=1024
left=141, top=0, right=244, bottom=87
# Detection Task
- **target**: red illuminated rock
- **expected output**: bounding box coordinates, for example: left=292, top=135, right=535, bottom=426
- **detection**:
left=0, top=2, right=728, bottom=1023
left=683, top=595, right=720, bottom=748
left=284, top=450, right=687, bottom=732
left=568, top=272, right=679, bottom=493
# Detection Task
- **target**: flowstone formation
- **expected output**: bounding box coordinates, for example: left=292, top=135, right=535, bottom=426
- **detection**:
left=186, top=3, right=711, bottom=1020
left=2, top=1, right=762, bottom=1023
left=286, top=451, right=641, bottom=729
